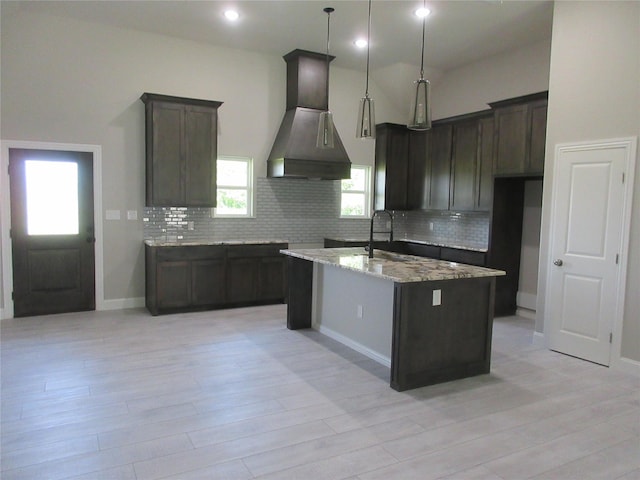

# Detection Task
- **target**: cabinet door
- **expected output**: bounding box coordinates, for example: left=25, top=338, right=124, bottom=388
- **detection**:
left=476, top=117, right=494, bottom=211
left=374, top=124, right=409, bottom=210
left=407, top=131, right=429, bottom=210
left=156, top=261, right=191, bottom=308
left=450, top=120, right=479, bottom=211
left=149, top=102, right=184, bottom=205
left=259, top=257, right=286, bottom=301
left=191, top=258, right=226, bottom=306
left=440, top=247, right=486, bottom=267
left=493, top=104, right=528, bottom=176
left=227, top=258, right=259, bottom=303
left=528, top=100, right=547, bottom=174
left=428, top=124, right=453, bottom=210
left=185, top=105, right=217, bottom=206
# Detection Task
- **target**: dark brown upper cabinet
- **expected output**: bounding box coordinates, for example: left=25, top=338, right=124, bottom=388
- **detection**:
left=426, top=123, right=453, bottom=210
left=374, top=123, right=410, bottom=211
left=141, top=93, right=223, bottom=207
left=490, top=92, right=547, bottom=177
left=449, top=112, right=495, bottom=212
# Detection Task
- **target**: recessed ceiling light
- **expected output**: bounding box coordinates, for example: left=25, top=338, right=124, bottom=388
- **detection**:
left=224, top=9, right=239, bottom=21
left=354, top=38, right=368, bottom=49
left=414, top=7, right=431, bottom=18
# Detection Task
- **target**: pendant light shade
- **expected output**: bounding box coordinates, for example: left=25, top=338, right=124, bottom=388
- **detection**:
left=317, top=110, right=335, bottom=149
left=317, top=7, right=335, bottom=149
left=408, top=1, right=432, bottom=131
left=356, top=0, right=375, bottom=139
left=356, top=94, right=375, bottom=138
left=408, top=77, right=431, bottom=130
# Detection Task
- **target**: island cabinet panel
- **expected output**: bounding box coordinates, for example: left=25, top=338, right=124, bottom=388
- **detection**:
left=374, top=123, right=410, bottom=210
left=286, top=257, right=313, bottom=330
left=141, top=93, right=222, bottom=207
left=491, top=92, right=548, bottom=177
left=391, top=276, right=495, bottom=392
left=145, top=242, right=287, bottom=315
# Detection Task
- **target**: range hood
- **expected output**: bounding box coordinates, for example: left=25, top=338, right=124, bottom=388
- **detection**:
left=267, top=49, right=351, bottom=180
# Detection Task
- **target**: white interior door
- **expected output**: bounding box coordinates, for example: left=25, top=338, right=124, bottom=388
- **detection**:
left=547, top=140, right=632, bottom=366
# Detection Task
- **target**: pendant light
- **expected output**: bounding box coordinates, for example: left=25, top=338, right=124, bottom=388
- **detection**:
left=408, top=1, right=431, bottom=131
left=317, top=7, right=335, bottom=149
left=356, top=0, right=375, bottom=139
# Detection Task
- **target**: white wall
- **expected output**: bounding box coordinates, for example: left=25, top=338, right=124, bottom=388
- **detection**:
left=431, top=39, right=552, bottom=119
left=518, top=180, right=543, bottom=313
left=539, top=1, right=640, bottom=363
left=0, top=10, right=402, bottom=307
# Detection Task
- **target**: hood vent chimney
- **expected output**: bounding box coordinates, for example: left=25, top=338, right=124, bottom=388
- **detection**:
left=267, top=49, right=351, bottom=180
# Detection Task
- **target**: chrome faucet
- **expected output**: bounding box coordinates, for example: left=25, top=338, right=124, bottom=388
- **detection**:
left=368, top=210, right=394, bottom=258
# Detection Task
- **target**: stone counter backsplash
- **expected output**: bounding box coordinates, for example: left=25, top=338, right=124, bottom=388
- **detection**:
left=143, top=177, right=489, bottom=249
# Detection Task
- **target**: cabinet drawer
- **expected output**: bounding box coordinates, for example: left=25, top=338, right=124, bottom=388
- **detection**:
left=440, top=247, right=486, bottom=266
left=227, top=244, right=287, bottom=258
left=155, top=245, right=226, bottom=261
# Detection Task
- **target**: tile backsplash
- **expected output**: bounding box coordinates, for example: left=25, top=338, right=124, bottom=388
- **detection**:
left=143, top=177, right=489, bottom=249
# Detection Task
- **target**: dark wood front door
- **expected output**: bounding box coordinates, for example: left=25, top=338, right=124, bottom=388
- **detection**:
left=9, top=149, right=95, bottom=317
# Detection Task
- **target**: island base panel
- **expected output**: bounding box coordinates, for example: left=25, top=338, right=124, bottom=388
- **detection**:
left=286, top=257, right=313, bottom=329
left=391, top=277, right=495, bottom=391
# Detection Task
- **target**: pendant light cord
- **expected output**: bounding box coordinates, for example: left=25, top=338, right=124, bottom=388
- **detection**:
left=365, top=0, right=372, bottom=96
left=419, top=0, right=426, bottom=80
left=324, top=7, right=333, bottom=108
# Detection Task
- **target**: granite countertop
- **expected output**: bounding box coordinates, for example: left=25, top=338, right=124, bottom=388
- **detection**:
left=325, top=237, right=488, bottom=253
left=145, top=239, right=288, bottom=247
left=281, top=247, right=505, bottom=283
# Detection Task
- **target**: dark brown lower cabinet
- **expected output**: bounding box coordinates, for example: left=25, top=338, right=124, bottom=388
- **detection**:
left=227, top=258, right=258, bottom=304
left=192, top=259, right=226, bottom=306
left=146, top=243, right=287, bottom=315
left=156, top=261, right=191, bottom=309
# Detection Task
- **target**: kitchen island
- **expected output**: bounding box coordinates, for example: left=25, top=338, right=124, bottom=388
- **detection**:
left=281, top=247, right=505, bottom=391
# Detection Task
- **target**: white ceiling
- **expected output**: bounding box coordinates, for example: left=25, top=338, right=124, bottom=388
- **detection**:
left=3, top=0, right=554, bottom=73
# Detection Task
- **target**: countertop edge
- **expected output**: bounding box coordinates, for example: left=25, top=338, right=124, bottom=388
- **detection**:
left=281, top=248, right=506, bottom=283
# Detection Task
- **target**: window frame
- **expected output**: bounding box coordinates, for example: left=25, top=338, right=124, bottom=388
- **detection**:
left=340, top=164, right=372, bottom=219
left=212, top=156, right=254, bottom=218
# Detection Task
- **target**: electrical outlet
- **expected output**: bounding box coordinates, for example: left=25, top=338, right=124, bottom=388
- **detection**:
left=187, top=221, right=195, bottom=230
left=357, top=305, right=363, bottom=318
left=432, top=289, right=441, bottom=306
left=429, top=222, right=434, bottom=231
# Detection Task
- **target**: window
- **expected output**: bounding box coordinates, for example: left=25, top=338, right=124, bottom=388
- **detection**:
left=214, top=156, right=253, bottom=217
left=25, top=160, right=79, bottom=235
left=340, top=165, right=371, bottom=218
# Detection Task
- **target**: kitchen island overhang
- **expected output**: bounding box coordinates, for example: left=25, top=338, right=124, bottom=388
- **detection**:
left=280, top=247, right=506, bottom=391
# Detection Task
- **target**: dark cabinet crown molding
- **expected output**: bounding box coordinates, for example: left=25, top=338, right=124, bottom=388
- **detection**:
left=487, top=91, right=548, bottom=109
left=140, top=92, right=223, bottom=109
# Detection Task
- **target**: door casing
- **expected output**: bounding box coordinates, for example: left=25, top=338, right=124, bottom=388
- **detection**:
left=1, top=140, right=104, bottom=319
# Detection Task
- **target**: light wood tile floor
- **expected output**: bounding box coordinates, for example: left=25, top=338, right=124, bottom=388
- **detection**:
left=1, top=305, right=638, bottom=479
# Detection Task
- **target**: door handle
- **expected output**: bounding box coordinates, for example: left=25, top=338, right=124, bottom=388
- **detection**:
left=553, top=259, right=563, bottom=266
left=86, top=237, right=96, bottom=243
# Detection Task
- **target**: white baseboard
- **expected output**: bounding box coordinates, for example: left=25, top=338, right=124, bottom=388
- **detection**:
left=532, top=330, right=545, bottom=347
left=516, top=291, right=537, bottom=311
left=612, top=355, right=640, bottom=377
left=315, top=324, right=391, bottom=368
left=516, top=307, right=536, bottom=320
left=100, top=297, right=145, bottom=311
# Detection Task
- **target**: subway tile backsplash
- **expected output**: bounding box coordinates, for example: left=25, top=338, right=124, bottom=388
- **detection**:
left=143, top=177, right=489, bottom=249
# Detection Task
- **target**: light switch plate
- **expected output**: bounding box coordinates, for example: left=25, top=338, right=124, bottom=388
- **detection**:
left=432, top=289, right=441, bottom=306
left=127, top=210, right=138, bottom=220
